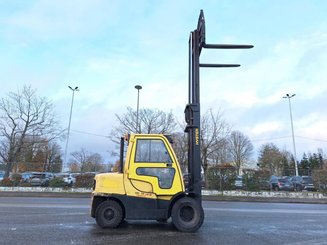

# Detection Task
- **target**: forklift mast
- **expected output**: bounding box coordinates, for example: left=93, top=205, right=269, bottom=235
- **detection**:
left=184, top=10, right=253, bottom=199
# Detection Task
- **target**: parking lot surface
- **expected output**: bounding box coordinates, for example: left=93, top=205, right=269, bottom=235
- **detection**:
left=1, top=196, right=327, bottom=244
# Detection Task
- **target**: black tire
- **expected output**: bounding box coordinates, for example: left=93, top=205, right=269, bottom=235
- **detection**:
left=95, top=200, right=123, bottom=228
left=296, top=185, right=302, bottom=192
left=274, top=186, right=279, bottom=191
left=171, top=197, right=204, bottom=232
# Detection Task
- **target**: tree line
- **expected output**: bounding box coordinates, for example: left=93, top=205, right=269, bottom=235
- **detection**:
left=1, top=85, right=326, bottom=184
left=0, top=86, right=109, bottom=178
left=111, top=104, right=327, bottom=185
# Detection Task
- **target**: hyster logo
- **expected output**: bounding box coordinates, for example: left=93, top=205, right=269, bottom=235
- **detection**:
left=195, top=128, right=199, bottom=145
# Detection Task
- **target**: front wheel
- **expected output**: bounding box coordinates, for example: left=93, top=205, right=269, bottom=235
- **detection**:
left=95, top=200, right=123, bottom=228
left=171, top=197, right=204, bottom=232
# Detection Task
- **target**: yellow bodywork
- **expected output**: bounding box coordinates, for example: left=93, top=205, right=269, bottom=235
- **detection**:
left=93, top=172, right=125, bottom=195
left=93, top=134, right=185, bottom=201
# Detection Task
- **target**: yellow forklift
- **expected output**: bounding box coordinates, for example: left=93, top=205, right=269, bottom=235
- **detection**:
left=91, top=10, right=252, bottom=232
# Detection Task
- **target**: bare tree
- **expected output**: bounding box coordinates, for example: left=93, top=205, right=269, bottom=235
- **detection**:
left=171, top=131, right=188, bottom=173
left=227, top=130, right=253, bottom=175
left=17, top=137, right=62, bottom=173
left=210, top=138, right=232, bottom=165
left=111, top=107, right=232, bottom=185
left=44, top=141, right=63, bottom=173
left=70, top=148, right=104, bottom=172
left=140, top=108, right=176, bottom=134
left=0, top=85, right=63, bottom=177
left=82, top=153, right=104, bottom=172
left=70, top=148, right=88, bottom=165
left=70, top=148, right=88, bottom=172
left=110, top=107, right=177, bottom=142
left=200, top=109, right=231, bottom=184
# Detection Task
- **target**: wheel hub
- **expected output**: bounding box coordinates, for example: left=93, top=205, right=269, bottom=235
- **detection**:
left=104, top=208, right=115, bottom=220
left=180, top=206, right=194, bottom=222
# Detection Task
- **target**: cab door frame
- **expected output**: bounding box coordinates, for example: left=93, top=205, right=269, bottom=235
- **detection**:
left=126, top=134, right=184, bottom=196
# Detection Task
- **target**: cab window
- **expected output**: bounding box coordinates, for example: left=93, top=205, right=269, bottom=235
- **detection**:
left=136, top=167, right=175, bottom=189
left=135, top=139, right=172, bottom=163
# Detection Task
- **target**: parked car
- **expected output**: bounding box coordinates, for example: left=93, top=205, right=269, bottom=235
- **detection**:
left=277, top=178, right=294, bottom=191
left=259, top=179, right=271, bottom=191
left=28, top=172, right=52, bottom=187
left=20, top=172, right=36, bottom=183
left=291, top=176, right=315, bottom=191
left=269, top=176, right=293, bottom=191
left=55, top=173, right=76, bottom=186
left=269, top=176, right=279, bottom=191
left=43, top=172, right=55, bottom=180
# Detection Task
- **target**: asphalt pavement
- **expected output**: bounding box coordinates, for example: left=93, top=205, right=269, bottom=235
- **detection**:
left=1, top=196, right=327, bottom=245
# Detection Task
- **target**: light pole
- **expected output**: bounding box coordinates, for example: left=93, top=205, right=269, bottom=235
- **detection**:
left=135, top=85, right=142, bottom=133
left=283, top=93, right=298, bottom=176
left=63, top=86, right=79, bottom=172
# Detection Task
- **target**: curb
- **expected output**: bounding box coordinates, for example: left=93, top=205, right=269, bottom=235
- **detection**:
left=1, top=188, right=327, bottom=204
left=0, top=191, right=91, bottom=198
left=202, top=195, right=327, bottom=204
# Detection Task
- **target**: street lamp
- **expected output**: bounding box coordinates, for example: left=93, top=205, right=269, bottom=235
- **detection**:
left=135, top=85, right=142, bottom=133
left=63, top=86, right=79, bottom=172
left=283, top=93, right=298, bottom=176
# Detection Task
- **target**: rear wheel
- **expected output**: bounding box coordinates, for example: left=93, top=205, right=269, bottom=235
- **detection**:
left=95, top=200, right=123, bottom=228
left=171, top=197, right=204, bottom=232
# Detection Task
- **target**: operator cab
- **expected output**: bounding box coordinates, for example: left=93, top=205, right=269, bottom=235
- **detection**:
left=125, top=134, right=184, bottom=197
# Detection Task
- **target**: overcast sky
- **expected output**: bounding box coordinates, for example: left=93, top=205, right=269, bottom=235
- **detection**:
left=1, top=0, right=327, bottom=164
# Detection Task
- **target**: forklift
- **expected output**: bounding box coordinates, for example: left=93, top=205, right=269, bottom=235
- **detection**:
left=91, top=10, right=253, bottom=232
